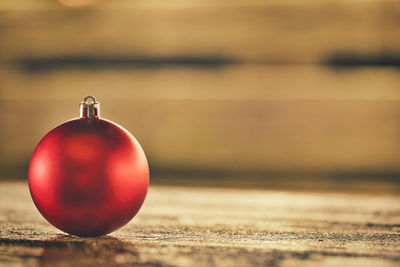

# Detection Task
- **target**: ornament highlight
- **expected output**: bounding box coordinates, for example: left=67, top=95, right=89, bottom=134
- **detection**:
left=28, top=96, right=149, bottom=237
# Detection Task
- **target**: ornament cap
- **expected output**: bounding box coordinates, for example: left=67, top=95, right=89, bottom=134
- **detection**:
left=80, top=95, right=100, bottom=119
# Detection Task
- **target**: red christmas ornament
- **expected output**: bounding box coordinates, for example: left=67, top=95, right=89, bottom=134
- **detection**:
left=28, top=96, right=149, bottom=237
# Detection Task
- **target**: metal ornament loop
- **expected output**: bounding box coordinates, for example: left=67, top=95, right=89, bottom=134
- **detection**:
left=80, top=95, right=100, bottom=119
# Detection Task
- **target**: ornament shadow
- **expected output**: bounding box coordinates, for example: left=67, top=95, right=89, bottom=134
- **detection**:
left=39, top=234, right=139, bottom=266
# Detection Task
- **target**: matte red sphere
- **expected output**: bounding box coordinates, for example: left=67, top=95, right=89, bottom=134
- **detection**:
left=28, top=118, right=149, bottom=237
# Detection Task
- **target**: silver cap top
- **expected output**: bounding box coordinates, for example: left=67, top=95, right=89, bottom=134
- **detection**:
left=80, top=95, right=100, bottom=119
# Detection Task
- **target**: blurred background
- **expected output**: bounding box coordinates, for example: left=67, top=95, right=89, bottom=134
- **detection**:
left=0, top=0, right=400, bottom=194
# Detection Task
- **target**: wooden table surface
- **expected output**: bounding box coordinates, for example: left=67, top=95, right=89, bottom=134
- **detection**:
left=0, top=182, right=399, bottom=266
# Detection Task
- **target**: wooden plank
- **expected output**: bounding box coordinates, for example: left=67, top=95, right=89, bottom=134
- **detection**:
left=0, top=1, right=399, bottom=62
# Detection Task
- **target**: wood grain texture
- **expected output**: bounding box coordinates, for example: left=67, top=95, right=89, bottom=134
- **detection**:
left=0, top=182, right=399, bottom=266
